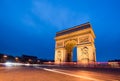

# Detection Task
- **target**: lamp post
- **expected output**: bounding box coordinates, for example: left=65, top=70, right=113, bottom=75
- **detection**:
left=28, top=59, right=32, bottom=64
left=3, top=55, right=7, bottom=62
left=15, top=57, right=19, bottom=62
left=37, top=60, right=40, bottom=64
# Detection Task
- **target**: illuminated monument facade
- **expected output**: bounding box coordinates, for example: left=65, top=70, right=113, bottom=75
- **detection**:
left=54, top=22, right=96, bottom=64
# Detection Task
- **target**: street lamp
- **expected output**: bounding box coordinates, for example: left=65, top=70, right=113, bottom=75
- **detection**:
left=48, top=61, right=51, bottom=64
left=37, top=60, right=40, bottom=63
left=15, top=57, right=19, bottom=62
left=3, top=55, right=7, bottom=58
left=28, top=59, right=32, bottom=62
left=3, top=55, right=7, bottom=62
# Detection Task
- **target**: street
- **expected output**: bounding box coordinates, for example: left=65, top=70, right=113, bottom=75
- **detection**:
left=0, top=66, right=120, bottom=81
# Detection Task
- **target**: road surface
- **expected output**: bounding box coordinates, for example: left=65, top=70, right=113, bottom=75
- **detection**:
left=0, top=65, right=120, bottom=81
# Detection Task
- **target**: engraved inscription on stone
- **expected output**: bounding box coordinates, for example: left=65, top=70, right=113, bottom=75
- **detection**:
left=57, top=42, right=63, bottom=47
left=79, top=36, right=89, bottom=44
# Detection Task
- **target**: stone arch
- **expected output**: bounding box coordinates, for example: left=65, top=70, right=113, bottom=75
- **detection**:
left=54, top=23, right=96, bottom=64
left=65, top=39, right=77, bottom=52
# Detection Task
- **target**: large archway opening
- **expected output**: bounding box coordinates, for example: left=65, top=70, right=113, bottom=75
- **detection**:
left=73, top=47, right=77, bottom=62
left=65, top=40, right=77, bottom=62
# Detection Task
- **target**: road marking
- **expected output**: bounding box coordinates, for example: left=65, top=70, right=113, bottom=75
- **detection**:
left=43, top=68, right=104, bottom=81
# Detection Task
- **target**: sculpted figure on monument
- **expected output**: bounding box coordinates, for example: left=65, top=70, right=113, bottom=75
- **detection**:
left=81, top=47, right=89, bottom=56
left=81, top=46, right=89, bottom=61
left=57, top=51, right=62, bottom=62
left=79, top=36, right=89, bottom=44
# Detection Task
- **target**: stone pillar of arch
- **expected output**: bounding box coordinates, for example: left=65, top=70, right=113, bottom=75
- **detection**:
left=55, top=48, right=66, bottom=63
left=54, top=22, right=96, bottom=64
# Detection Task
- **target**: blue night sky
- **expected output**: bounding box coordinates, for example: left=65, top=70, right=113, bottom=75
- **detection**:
left=0, top=0, right=120, bottom=61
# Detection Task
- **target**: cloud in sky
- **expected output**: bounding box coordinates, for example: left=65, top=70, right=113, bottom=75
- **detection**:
left=31, top=0, right=90, bottom=30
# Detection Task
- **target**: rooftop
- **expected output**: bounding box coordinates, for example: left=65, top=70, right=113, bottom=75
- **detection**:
left=56, top=22, right=91, bottom=37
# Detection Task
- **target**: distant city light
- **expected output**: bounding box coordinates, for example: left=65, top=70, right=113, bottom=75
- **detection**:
left=5, top=62, right=13, bottom=66
left=15, top=57, right=18, bottom=60
left=5, top=62, right=23, bottom=66
left=48, top=61, right=51, bottom=63
left=3, top=55, right=7, bottom=58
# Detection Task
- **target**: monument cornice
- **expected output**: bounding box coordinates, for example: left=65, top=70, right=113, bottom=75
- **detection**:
left=55, top=28, right=95, bottom=41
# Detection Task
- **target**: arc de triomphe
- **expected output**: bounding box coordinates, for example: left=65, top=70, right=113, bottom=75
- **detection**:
left=54, top=22, right=96, bottom=64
